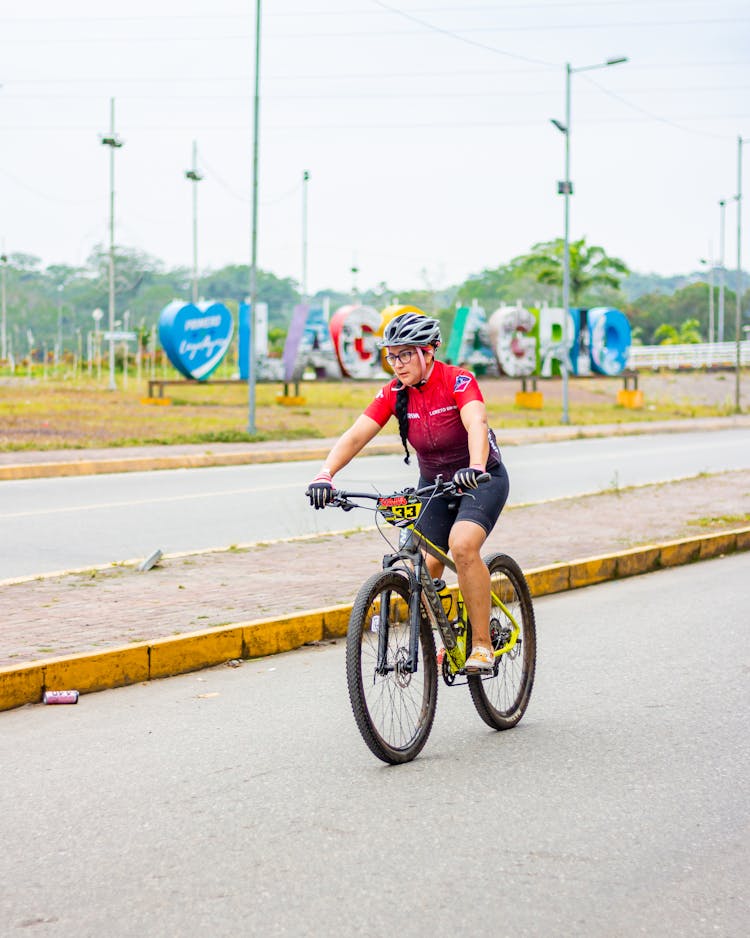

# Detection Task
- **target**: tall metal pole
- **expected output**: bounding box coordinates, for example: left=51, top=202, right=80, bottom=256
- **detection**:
left=561, top=63, right=572, bottom=425
left=247, top=0, right=262, bottom=434
left=736, top=136, right=746, bottom=414
left=185, top=141, right=203, bottom=304
left=718, top=198, right=726, bottom=343
left=107, top=100, right=117, bottom=390
left=552, top=56, right=627, bottom=425
left=100, top=98, right=123, bottom=391
left=302, top=169, right=309, bottom=302
left=0, top=250, right=6, bottom=363
left=701, top=254, right=715, bottom=343
left=708, top=253, right=714, bottom=345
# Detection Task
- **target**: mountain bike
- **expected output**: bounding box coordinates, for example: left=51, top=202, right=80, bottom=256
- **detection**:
left=326, top=475, right=536, bottom=764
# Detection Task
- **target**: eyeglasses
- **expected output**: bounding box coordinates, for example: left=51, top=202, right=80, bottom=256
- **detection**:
left=384, top=349, right=417, bottom=366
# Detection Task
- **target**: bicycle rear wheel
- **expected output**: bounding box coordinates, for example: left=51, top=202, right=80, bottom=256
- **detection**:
left=468, top=553, right=536, bottom=730
left=346, top=570, right=438, bottom=764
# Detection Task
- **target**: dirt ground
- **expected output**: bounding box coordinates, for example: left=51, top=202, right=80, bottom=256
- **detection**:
left=1, top=468, right=748, bottom=668
left=0, top=370, right=746, bottom=450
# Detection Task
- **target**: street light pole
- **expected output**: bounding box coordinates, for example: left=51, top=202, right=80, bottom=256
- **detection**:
left=247, top=0, right=262, bottom=435
left=301, top=169, right=310, bottom=302
left=562, top=62, right=572, bottom=425
left=185, top=141, right=203, bottom=304
left=718, top=198, right=726, bottom=343
left=700, top=255, right=714, bottom=343
left=551, top=56, right=627, bottom=425
left=735, top=136, right=749, bottom=413
left=0, top=251, right=7, bottom=363
left=100, top=97, right=123, bottom=391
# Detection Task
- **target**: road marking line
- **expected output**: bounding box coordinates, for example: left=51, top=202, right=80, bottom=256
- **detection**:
left=0, top=482, right=306, bottom=519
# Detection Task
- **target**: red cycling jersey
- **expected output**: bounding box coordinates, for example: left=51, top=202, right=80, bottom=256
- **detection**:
left=363, top=360, right=501, bottom=481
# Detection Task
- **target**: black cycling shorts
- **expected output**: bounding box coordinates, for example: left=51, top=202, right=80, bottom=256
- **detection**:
left=414, top=461, right=510, bottom=553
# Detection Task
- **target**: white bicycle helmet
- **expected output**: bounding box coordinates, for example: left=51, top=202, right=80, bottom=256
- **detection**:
left=379, top=313, right=441, bottom=349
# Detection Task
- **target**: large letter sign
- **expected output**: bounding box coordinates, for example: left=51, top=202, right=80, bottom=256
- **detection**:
left=445, top=301, right=495, bottom=371
left=587, top=307, right=631, bottom=375
left=158, top=300, right=234, bottom=380
left=329, top=304, right=382, bottom=378
left=483, top=305, right=631, bottom=378
left=537, top=306, right=577, bottom=377
left=238, top=301, right=268, bottom=381
left=488, top=305, right=537, bottom=377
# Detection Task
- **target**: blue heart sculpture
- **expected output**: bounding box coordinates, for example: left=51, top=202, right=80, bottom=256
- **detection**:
left=158, top=300, right=234, bottom=380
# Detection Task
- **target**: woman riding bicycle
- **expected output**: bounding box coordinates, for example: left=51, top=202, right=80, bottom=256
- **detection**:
left=306, top=311, right=510, bottom=673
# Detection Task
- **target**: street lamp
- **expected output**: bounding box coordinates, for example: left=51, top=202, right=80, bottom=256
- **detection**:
left=735, top=136, right=750, bottom=413
left=247, top=0, right=262, bottom=434
left=185, top=141, right=203, bottom=304
left=550, top=55, right=628, bottom=425
left=0, top=251, right=7, bottom=363
left=100, top=97, right=124, bottom=391
left=301, top=169, right=310, bottom=303
left=718, top=198, right=727, bottom=343
left=699, top=257, right=715, bottom=346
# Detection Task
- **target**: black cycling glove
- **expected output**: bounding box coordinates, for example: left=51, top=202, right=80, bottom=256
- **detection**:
left=306, top=470, right=334, bottom=509
left=453, top=466, right=484, bottom=490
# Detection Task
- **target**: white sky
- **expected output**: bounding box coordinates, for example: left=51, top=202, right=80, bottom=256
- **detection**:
left=1, top=0, right=749, bottom=294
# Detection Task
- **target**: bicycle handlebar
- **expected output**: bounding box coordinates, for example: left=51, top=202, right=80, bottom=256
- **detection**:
left=323, top=471, right=491, bottom=510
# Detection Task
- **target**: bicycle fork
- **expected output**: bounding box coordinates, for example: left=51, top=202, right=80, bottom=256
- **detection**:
left=374, top=576, right=425, bottom=677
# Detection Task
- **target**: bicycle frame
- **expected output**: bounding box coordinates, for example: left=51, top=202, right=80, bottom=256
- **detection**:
left=331, top=477, right=522, bottom=679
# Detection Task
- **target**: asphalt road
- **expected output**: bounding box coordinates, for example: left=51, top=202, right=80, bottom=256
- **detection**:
left=2, top=428, right=750, bottom=579
left=1, top=556, right=747, bottom=937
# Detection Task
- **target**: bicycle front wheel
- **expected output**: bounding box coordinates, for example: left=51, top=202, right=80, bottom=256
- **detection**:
left=346, top=570, right=438, bottom=764
left=468, top=553, right=536, bottom=730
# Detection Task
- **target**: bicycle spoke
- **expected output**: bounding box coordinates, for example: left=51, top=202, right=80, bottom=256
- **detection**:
left=346, top=571, right=437, bottom=763
left=467, top=554, right=536, bottom=731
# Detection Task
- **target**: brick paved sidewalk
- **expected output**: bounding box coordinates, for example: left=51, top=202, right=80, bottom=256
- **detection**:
left=1, top=470, right=748, bottom=669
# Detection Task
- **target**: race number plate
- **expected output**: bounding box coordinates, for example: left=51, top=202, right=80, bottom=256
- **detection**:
left=376, top=494, right=422, bottom=526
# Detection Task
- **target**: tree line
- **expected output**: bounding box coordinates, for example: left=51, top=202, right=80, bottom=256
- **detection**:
left=1, top=239, right=748, bottom=359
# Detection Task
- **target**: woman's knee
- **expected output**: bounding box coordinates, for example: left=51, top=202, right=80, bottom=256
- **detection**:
left=448, top=526, right=485, bottom=565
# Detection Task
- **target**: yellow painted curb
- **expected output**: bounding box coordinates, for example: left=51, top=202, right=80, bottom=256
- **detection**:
left=616, top=545, right=662, bottom=578
left=659, top=538, right=702, bottom=568
left=699, top=531, right=737, bottom=559
left=569, top=555, right=618, bottom=589
left=149, top=626, right=245, bottom=680
left=526, top=562, right=569, bottom=596
left=1, top=526, right=748, bottom=713
left=43, top=646, right=150, bottom=694
left=0, top=662, right=45, bottom=711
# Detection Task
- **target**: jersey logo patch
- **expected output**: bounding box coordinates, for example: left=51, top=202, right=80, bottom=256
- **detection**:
left=453, top=374, right=472, bottom=393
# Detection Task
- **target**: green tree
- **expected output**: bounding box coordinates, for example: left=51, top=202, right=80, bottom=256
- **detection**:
left=515, top=237, right=630, bottom=305
left=626, top=282, right=725, bottom=344
left=653, top=318, right=703, bottom=345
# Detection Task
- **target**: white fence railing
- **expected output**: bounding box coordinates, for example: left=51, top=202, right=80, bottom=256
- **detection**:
left=628, top=341, right=750, bottom=370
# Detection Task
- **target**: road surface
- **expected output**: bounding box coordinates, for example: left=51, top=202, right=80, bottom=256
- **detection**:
left=1, top=555, right=747, bottom=936
left=1, top=428, right=749, bottom=579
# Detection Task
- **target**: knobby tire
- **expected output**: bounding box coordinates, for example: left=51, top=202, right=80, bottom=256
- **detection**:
left=468, top=553, right=536, bottom=730
left=346, top=570, right=437, bottom=764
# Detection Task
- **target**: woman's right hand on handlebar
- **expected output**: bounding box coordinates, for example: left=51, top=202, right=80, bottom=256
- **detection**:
left=452, top=466, right=487, bottom=490
left=306, top=470, right=335, bottom=509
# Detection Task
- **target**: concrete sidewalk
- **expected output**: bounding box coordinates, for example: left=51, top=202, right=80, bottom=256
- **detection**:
left=2, top=414, right=750, bottom=480
left=2, top=464, right=749, bottom=711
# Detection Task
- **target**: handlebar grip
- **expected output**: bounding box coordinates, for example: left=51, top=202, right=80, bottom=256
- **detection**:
left=477, top=472, right=491, bottom=485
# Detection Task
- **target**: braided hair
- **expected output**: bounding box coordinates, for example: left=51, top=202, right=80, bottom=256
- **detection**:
left=394, top=384, right=411, bottom=465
